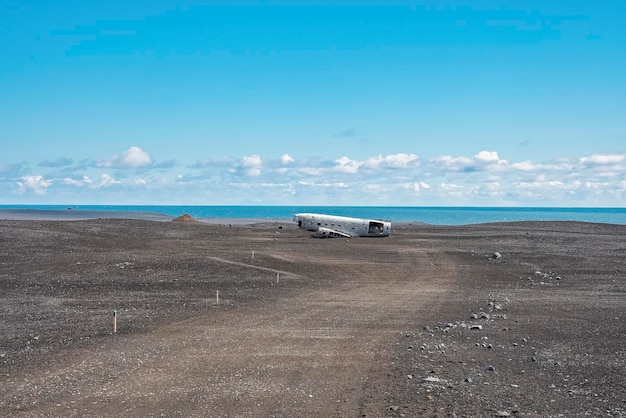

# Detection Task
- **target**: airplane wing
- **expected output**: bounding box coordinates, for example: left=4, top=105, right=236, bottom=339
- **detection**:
left=315, top=227, right=353, bottom=238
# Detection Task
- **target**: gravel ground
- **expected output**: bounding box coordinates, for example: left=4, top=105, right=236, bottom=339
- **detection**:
left=0, top=218, right=625, bottom=417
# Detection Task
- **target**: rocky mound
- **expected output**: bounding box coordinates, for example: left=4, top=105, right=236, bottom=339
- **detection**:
left=172, top=213, right=195, bottom=222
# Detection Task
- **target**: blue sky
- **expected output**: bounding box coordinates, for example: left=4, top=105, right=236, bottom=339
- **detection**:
left=1, top=1, right=625, bottom=206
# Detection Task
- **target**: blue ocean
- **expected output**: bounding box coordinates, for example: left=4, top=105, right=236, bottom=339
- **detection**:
left=1, top=205, right=626, bottom=225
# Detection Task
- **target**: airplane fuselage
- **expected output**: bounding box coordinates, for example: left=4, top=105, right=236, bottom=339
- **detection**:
left=293, top=213, right=391, bottom=238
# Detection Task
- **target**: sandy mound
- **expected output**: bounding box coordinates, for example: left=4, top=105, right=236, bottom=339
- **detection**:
left=172, top=213, right=195, bottom=222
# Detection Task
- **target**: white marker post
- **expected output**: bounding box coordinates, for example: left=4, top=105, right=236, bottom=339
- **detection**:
left=277, top=272, right=280, bottom=284
left=216, top=290, right=219, bottom=305
left=251, top=250, right=255, bottom=259
left=113, top=310, right=117, bottom=334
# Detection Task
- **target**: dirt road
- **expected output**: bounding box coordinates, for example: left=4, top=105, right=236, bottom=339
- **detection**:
left=1, top=220, right=458, bottom=417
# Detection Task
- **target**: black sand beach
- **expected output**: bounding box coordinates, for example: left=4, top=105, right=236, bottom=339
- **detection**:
left=1, top=217, right=625, bottom=417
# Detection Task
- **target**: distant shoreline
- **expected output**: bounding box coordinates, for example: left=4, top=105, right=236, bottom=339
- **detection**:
left=0, top=208, right=289, bottom=225
left=0, top=209, right=619, bottom=229
left=0, top=208, right=173, bottom=221
left=2, top=206, right=625, bottom=225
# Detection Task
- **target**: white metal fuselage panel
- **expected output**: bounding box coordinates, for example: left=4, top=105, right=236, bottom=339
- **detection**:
left=293, top=213, right=391, bottom=237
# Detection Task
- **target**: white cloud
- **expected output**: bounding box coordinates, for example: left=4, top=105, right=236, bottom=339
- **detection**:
left=402, top=181, right=431, bottom=192
left=96, top=173, right=119, bottom=188
left=243, top=155, right=262, bottom=166
left=475, top=151, right=508, bottom=171
left=62, top=174, right=119, bottom=188
left=290, top=154, right=419, bottom=176
left=275, top=154, right=295, bottom=174
left=432, top=155, right=474, bottom=171
left=512, top=160, right=576, bottom=173
left=440, top=182, right=465, bottom=191
left=260, top=182, right=290, bottom=188
left=364, top=184, right=387, bottom=193
left=432, top=151, right=508, bottom=173
left=475, top=151, right=500, bottom=162
left=334, top=156, right=362, bottom=174
left=17, top=175, right=52, bottom=195
left=364, top=153, right=419, bottom=169
left=511, top=160, right=538, bottom=171
left=97, top=146, right=152, bottom=169
left=63, top=176, right=92, bottom=187
left=298, top=180, right=348, bottom=188
left=242, top=155, right=262, bottom=176
left=516, top=180, right=568, bottom=191
left=580, top=153, right=625, bottom=166
left=298, top=167, right=325, bottom=176
left=8, top=149, right=626, bottom=205
left=582, top=181, right=610, bottom=190
left=487, top=182, right=500, bottom=190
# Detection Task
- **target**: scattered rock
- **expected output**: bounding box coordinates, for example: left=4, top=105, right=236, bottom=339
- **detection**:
left=423, top=376, right=445, bottom=384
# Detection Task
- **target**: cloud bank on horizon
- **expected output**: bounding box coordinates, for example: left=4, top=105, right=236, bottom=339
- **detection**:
left=1, top=2, right=624, bottom=206
left=4, top=146, right=626, bottom=206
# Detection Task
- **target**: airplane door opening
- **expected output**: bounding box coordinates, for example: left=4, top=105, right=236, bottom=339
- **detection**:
left=368, top=221, right=384, bottom=235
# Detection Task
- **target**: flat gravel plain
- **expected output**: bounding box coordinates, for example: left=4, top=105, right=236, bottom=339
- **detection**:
left=1, top=218, right=624, bottom=417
